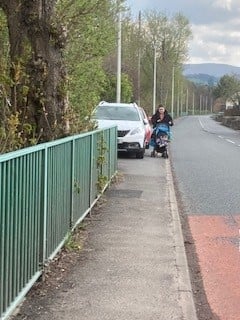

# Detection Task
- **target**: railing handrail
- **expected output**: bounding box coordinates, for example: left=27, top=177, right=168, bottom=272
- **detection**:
left=0, top=126, right=116, bottom=162
left=0, top=126, right=117, bottom=320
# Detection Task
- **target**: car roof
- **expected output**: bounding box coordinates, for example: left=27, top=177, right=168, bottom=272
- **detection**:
left=98, top=101, right=138, bottom=108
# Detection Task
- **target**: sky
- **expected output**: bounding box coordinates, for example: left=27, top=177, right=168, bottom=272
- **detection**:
left=125, top=0, right=240, bottom=67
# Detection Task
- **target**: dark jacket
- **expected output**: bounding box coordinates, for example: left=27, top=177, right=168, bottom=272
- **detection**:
left=151, top=110, right=173, bottom=128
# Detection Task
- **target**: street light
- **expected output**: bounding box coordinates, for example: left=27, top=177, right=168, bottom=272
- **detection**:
left=192, top=92, right=195, bottom=115
left=177, top=79, right=180, bottom=118
left=199, top=94, right=202, bottom=114
left=116, top=1, right=121, bottom=103
left=180, top=84, right=183, bottom=116
left=137, top=11, right=141, bottom=106
left=171, top=66, right=175, bottom=118
left=152, top=44, right=157, bottom=114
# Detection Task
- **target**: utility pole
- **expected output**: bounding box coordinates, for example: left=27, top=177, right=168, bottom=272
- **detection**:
left=137, top=11, right=141, bottom=106
left=177, top=79, right=180, bottom=118
left=205, top=95, right=208, bottom=114
left=171, top=66, right=175, bottom=117
left=200, top=94, right=202, bottom=114
left=116, top=0, right=121, bottom=103
left=192, top=92, right=195, bottom=115
left=180, top=84, right=183, bottom=116
left=152, top=44, right=157, bottom=114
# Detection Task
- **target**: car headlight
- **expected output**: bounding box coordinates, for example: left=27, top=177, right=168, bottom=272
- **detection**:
left=130, top=127, right=143, bottom=135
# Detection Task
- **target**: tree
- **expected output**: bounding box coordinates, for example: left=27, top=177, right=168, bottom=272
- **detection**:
left=0, top=1, right=193, bottom=151
left=61, top=0, right=116, bottom=132
left=101, top=72, right=133, bottom=102
left=0, top=11, right=9, bottom=129
left=0, top=0, right=70, bottom=142
left=0, top=0, right=117, bottom=146
left=120, top=10, right=192, bottom=114
left=213, top=74, right=240, bottom=107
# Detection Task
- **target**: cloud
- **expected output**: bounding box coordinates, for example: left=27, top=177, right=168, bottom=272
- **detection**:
left=189, top=21, right=240, bottom=65
left=125, top=0, right=240, bottom=66
left=212, top=0, right=232, bottom=10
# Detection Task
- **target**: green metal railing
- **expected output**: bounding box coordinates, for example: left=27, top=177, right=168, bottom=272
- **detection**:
left=0, top=126, right=117, bottom=320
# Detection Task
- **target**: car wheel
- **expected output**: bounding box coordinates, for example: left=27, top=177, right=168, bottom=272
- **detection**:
left=136, top=151, right=144, bottom=159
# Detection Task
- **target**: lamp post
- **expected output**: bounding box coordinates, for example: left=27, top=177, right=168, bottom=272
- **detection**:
left=205, top=95, right=208, bottom=114
left=177, top=79, right=180, bottom=118
left=171, top=66, right=175, bottom=117
left=137, top=11, right=141, bottom=106
left=210, top=97, right=213, bottom=113
left=180, top=84, right=183, bottom=116
left=192, top=92, right=195, bottom=115
left=116, top=1, right=121, bottom=103
left=152, top=44, right=157, bottom=114
left=186, top=87, right=189, bottom=115
left=200, top=94, right=202, bottom=114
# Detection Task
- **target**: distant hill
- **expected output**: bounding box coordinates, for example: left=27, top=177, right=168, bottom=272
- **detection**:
left=183, top=63, right=240, bottom=85
left=185, top=73, right=218, bottom=86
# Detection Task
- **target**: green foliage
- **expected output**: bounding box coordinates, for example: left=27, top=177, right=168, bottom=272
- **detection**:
left=74, top=180, right=81, bottom=194
left=102, top=72, right=133, bottom=102
left=58, top=0, right=116, bottom=132
left=0, top=10, right=9, bottom=81
left=68, top=59, right=108, bottom=132
left=121, top=10, right=192, bottom=109
left=0, top=112, right=37, bottom=154
left=96, top=133, right=108, bottom=192
left=65, top=232, right=82, bottom=251
left=0, top=1, right=194, bottom=153
left=0, top=1, right=118, bottom=152
left=96, top=174, right=108, bottom=192
left=0, top=10, right=11, bottom=129
left=213, top=74, right=240, bottom=103
left=64, top=221, right=87, bottom=252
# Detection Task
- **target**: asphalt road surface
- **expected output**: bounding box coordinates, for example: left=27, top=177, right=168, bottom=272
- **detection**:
left=170, top=115, right=240, bottom=320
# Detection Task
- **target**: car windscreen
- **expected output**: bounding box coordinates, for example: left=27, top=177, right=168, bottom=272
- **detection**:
left=95, top=105, right=140, bottom=121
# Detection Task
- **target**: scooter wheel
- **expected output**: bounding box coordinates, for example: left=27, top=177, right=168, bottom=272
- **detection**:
left=162, top=151, right=168, bottom=159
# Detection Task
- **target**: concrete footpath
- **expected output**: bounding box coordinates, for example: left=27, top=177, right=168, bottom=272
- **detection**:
left=13, top=150, right=197, bottom=320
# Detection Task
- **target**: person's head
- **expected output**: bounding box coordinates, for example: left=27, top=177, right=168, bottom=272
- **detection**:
left=158, top=104, right=165, bottom=114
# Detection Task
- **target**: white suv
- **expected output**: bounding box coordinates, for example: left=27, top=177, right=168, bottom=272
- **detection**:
left=94, top=101, right=147, bottom=158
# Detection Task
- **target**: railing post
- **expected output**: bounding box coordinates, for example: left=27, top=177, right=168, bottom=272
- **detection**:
left=89, top=133, right=94, bottom=207
left=40, top=146, right=48, bottom=267
left=70, top=139, right=75, bottom=228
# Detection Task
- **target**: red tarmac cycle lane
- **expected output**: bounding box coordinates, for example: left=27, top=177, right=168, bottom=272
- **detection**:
left=188, top=215, right=240, bottom=320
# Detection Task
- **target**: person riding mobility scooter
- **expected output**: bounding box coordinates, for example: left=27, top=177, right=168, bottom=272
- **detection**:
left=150, top=104, right=173, bottom=158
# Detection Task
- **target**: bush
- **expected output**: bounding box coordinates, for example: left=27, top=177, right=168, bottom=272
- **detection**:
left=224, top=107, right=240, bottom=116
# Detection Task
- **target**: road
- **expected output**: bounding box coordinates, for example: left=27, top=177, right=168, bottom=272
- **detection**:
left=170, top=115, right=240, bottom=320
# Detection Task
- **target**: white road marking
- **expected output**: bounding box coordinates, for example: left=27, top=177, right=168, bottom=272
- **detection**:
left=199, top=117, right=240, bottom=147
left=198, top=119, right=204, bottom=129
left=226, top=139, right=235, bottom=144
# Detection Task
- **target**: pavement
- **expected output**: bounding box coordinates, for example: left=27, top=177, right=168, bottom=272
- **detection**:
left=13, top=149, right=198, bottom=320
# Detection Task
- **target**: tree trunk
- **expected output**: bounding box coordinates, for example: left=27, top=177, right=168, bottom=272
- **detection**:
left=0, top=0, right=68, bottom=142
